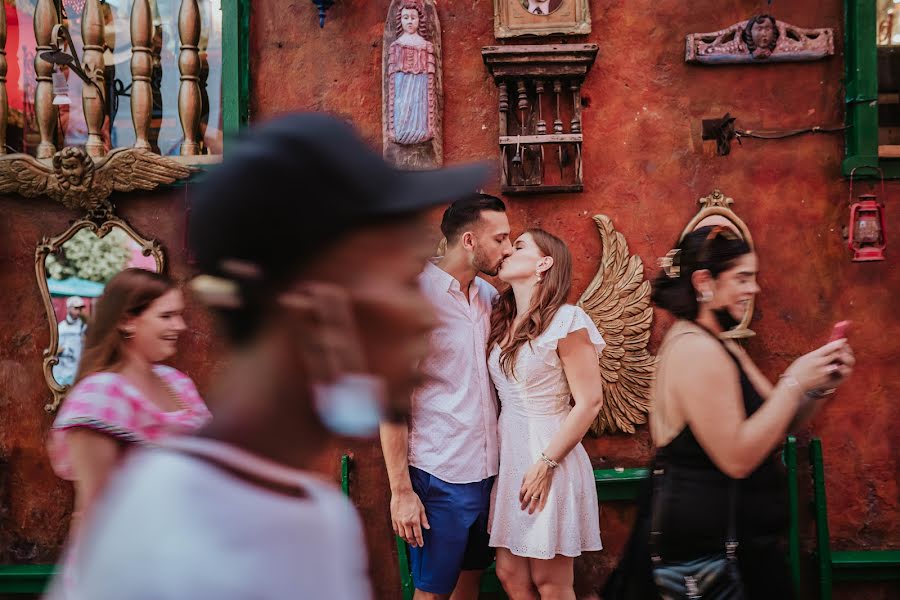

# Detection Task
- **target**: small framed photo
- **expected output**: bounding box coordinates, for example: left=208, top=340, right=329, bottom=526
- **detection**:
left=494, top=0, right=591, bottom=39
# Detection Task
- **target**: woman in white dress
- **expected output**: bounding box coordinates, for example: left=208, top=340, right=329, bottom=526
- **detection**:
left=487, top=228, right=605, bottom=600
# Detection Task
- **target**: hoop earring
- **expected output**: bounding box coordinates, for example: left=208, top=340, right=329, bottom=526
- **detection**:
left=121, top=329, right=135, bottom=340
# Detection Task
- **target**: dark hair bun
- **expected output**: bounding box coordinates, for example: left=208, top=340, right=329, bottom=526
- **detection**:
left=651, top=226, right=752, bottom=320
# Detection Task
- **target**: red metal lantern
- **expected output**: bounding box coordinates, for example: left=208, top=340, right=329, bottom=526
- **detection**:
left=848, top=194, right=886, bottom=261
left=847, top=168, right=887, bottom=262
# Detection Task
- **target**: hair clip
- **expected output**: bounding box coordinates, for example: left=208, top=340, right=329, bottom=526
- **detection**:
left=219, top=258, right=263, bottom=280
left=190, top=275, right=242, bottom=309
left=657, top=249, right=681, bottom=279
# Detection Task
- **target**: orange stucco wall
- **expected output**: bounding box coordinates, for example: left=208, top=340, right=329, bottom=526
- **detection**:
left=0, top=1, right=897, bottom=599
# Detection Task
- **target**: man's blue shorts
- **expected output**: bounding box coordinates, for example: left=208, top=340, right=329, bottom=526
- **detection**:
left=408, top=466, right=495, bottom=595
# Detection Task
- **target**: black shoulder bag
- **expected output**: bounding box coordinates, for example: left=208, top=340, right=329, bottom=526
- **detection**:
left=650, top=463, right=745, bottom=600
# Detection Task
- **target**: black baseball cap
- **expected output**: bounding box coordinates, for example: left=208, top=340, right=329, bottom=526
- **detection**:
left=189, top=112, right=490, bottom=281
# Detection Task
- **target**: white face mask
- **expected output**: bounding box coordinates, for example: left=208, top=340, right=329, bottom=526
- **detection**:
left=312, top=373, right=386, bottom=438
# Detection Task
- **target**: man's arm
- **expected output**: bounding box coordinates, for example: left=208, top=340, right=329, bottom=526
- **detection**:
left=379, top=420, right=429, bottom=547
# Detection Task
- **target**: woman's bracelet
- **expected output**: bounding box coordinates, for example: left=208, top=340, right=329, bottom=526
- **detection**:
left=780, top=373, right=837, bottom=400
left=779, top=373, right=801, bottom=391
left=540, top=452, right=559, bottom=469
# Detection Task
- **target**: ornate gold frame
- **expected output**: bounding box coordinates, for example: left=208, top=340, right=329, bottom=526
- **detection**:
left=494, top=0, right=591, bottom=39
left=35, top=216, right=164, bottom=411
left=680, top=190, right=755, bottom=339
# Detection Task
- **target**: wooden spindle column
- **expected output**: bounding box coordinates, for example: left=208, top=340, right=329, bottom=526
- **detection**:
left=0, top=5, right=8, bottom=154
left=34, top=0, right=58, bottom=158
left=130, top=0, right=153, bottom=149
left=178, top=0, right=201, bottom=155
left=82, top=0, right=107, bottom=157
left=552, top=80, right=563, bottom=134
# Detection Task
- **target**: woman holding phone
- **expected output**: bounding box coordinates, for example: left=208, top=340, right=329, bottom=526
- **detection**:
left=606, top=226, right=855, bottom=600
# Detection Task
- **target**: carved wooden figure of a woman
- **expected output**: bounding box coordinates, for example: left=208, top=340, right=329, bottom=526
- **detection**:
left=383, top=0, right=442, bottom=168
left=388, top=1, right=435, bottom=145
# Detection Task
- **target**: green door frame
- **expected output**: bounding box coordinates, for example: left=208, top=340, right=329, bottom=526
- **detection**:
left=844, top=0, right=900, bottom=177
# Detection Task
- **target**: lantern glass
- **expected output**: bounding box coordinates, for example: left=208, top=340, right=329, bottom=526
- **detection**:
left=854, top=211, right=883, bottom=245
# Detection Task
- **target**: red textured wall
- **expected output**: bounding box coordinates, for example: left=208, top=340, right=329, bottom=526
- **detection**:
left=0, top=1, right=896, bottom=599
left=250, top=1, right=897, bottom=597
left=0, top=188, right=226, bottom=570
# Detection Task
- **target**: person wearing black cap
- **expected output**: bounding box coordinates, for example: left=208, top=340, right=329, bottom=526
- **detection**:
left=44, top=113, right=490, bottom=600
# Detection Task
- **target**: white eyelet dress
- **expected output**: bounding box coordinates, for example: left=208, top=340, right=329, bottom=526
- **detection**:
left=487, top=304, right=605, bottom=559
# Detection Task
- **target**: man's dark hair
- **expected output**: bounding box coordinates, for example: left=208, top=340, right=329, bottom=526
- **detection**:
left=440, top=193, right=506, bottom=244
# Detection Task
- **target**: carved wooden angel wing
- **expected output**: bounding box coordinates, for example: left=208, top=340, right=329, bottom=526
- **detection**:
left=0, top=155, right=58, bottom=199
left=91, top=148, right=196, bottom=201
left=577, top=215, right=656, bottom=435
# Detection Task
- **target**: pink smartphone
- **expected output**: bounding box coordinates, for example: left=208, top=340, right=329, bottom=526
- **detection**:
left=828, top=320, right=851, bottom=343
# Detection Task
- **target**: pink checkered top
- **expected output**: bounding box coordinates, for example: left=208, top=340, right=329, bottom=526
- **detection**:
left=48, top=365, right=212, bottom=481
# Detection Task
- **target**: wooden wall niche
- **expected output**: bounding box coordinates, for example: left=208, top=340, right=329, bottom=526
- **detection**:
left=482, top=44, right=598, bottom=194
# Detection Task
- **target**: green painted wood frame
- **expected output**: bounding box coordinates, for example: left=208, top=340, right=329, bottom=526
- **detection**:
left=810, top=438, right=900, bottom=600
left=844, top=0, right=900, bottom=178
left=222, top=0, right=252, bottom=144
left=785, top=435, right=802, bottom=598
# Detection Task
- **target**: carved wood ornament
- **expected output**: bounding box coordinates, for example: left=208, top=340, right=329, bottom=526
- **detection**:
left=681, top=190, right=756, bottom=339
left=0, top=148, right=195, bottom=217
left=686, top=15, right=834, bottom=65
left=482, top=44, right=597, bottom=194
left=578, top=215, right=656, bottom=435
left=382, top=0, right=443, bottom=169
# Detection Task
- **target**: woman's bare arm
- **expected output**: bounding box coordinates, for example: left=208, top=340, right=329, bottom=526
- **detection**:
left=67, top=429, right=121, bottom=518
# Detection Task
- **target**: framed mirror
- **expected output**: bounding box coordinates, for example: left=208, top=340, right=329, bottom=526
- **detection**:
left=36, top=216, right=164, bottom=411
left=680, top=190, right=755, bottom=339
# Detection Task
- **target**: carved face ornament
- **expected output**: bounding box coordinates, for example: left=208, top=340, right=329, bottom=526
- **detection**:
left=400, top=7, right=420, bottom=35
left=749, top=17, right=777, bottom=58
left=52, top=148, right=94, bottom=190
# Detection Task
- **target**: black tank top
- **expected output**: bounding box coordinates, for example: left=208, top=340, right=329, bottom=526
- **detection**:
left=655, top=330, right=788, bottom=559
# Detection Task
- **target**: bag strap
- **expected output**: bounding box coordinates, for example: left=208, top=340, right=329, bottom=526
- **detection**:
left=725, top=478, right=739, bottom=560
left=649, top=462, right=666, bottom=565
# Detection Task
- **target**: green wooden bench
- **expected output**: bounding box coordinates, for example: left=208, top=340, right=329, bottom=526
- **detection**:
left=390, top=466, right=650, bottom=600
left=0, top=564, right=55, bottom=595
left=809, top=438, right=900, bottom=599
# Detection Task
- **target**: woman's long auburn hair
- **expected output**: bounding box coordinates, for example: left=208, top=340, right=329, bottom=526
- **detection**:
left=74, top=268, right=175, bottom=383
left=488, top=229, right=572, bottom=377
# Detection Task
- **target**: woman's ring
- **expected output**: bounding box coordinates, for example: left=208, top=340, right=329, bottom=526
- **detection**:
left=532, top=495, right=540, bottom=501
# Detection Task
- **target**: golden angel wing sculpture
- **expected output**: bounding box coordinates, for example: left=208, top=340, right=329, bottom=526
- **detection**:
left=90, top=148, right=196, bottom=203
left=578, top=214, right=656, bottom=435
left=0, top=147, right=196, bottom=214
left=0, top=155, right=59, bottom=200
